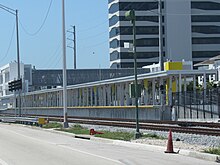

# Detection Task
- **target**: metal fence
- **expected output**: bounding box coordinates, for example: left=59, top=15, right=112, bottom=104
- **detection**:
left=172, top=88, right=220, bottom=119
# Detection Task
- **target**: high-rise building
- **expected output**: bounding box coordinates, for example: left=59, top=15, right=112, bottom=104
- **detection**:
left=108, top=0, right=220, bottom=68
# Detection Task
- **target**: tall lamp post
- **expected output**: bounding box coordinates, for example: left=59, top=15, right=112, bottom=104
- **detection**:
left=62, top=0, right=68, bottom=128
left=158, top=0, right=164, bottom=71
left=125, top=10, right=141, bottom=139
left=0, top=4, right=21, bottom=116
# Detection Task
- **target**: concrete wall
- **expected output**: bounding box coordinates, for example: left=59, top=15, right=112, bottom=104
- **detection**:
left=0, top=106, right=172, bottom=121
left=165, top=0, right=192, bottom=62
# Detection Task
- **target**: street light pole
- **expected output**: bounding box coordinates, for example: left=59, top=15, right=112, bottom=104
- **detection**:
left=62, top=0, right=68, bottom=128
left=0, top=4, right=21, bottom=116
left=16, top=9, right=21, bottom=116
left=158, top=0, right=164, bottom=71
left=125, top=10, right=141, bottom=139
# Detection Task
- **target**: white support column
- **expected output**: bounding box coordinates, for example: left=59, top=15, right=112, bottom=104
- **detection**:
left=97, top=87, right=101, bottom=106
left=159, top=78, right=163, bottom=105
left=79, top=89, right=82, bottom=106
left=203, top=73, right=207, bottom=90
left=94, top=87, right=97, bottom=106
left=107, top=85, right=111, bottom=106
left=144, top=80, right=149, bottom=105
left=179, top=74, right=182, bottom=93
left=120, top=83, right=125, bottom=106
left=175, top=76, right=178, bottom=93
left=116, top=84, right=119, bottom=106
left=184, top=76, right=187, bottom=92
left=83, top=88, right=86, bottom=106
left=90, top=87, right=93, bottom=106
left=59, top=91, right=63, bottom=107
left=169, top=76, right=173, bottom=106
left=86, top=88, right=89, bottom=106
left=71, top=90, right=74, bottom=107
left=114, top=84, right=117, bottom=106
left=75, top=89, right=78, bottom=106
left=125, top=83, right=130, bottom=106
left=152, top=79, right=156, bottom=105
left=193, top=75, right=196, bottom=92
left=72, top=90, right=75, bottom=106
left=103, top=86, right=107, bottom=106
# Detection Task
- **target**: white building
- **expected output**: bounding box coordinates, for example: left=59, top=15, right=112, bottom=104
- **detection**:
left=109, top=0, right=220, bottom=68
left=195, top=55, right=220, bottom=84
left=0, top=62, right=25, bottom=96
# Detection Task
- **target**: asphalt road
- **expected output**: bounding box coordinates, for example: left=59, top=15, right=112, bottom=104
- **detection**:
left=0, top=123, right=217, bottom=165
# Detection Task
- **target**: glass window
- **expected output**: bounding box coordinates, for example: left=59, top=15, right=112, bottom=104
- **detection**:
left=110, top=51, right=119, bottom=61
left=192, top=26, right=220, bottom=34
left=121, top=62, right=156, bottom=68
left=109, top=3, right=119, bottom=14
left=120, top=16, right=159, bottom=22
left=119, top=2, right=158, bottom=11
left=192, top=37, right=220, bottom=44
left=110, top=63, right=120, bottom=68
left=0, top=75, right=3, bottom=84
left=192, top=51, right=220, bottom=58
left=121, top=38, right=159, bottom=47
left=5, top=72, right=9, bottom=83
left=109, top=15, right=119, bottom=27
left=109, top=27, right=119, bottom=38
left=192, top=2, right=220, bottom=10
left=108, top=0, right=115, bottom=4
left=121, top=52, right=159, bottom=59
left=192, top=15, right=220, bottom=22
left=120, top=26, right=159, bottom=35
left=110, top=39, right=119, bottom=49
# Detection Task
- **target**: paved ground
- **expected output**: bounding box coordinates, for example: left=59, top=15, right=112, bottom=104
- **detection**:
left=0, top=123, right=217, bottom=165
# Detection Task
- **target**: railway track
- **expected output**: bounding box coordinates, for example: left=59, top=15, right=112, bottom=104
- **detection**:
left=51, top=117, right=220, bottom=136
left=1, top=114, right=220, bottom=136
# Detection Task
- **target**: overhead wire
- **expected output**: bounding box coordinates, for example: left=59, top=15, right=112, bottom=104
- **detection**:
left=78, top=20, right=108, bottom=33
left=80, top=30, right=108, bottom=41
left=43, top=40, right=62, bottom=68
left=19, top=0, right=53, bottom=36
left=0, top=24, right=15, bottom=63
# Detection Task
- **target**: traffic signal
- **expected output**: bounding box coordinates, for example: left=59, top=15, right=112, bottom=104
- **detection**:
left=8, top=79, right=22, bottom=92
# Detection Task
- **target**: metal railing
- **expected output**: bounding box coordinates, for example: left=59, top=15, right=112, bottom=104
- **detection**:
left=172, top=88, right=220, bottom=119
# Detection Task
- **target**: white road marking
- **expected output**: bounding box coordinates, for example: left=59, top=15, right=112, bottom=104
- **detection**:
left=0, top=158, right=8, bottom=165
left=59, top=145, right=123, bottom=164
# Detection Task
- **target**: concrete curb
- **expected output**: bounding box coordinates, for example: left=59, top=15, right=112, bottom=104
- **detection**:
left=179, top=149, right=220, bottom=163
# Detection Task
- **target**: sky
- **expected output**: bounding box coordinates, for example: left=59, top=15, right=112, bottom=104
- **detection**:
left=0, top=0, right=109, bottom=69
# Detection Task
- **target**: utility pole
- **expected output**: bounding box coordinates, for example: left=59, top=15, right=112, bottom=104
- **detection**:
left=62, top=0, right=68, bottom=128
left=125, top=10, right=141, bottom=139
left=67, top=25, right=76, bottom=69
left=0, top=4, right=22, bottom=116
left=16, top=9, right=21, bottom=117
left=158, top=0, right=164, bottom=71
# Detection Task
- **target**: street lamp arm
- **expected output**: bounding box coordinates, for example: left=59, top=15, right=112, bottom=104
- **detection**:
left=0, top=6, right=15, bottom=15
left=0, top=4, right=16, bottom=12
left=0, top=4, right=16, bottom=15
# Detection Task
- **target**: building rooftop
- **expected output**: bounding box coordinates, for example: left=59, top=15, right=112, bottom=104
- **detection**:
left=194, top=55, right=220, bottom=67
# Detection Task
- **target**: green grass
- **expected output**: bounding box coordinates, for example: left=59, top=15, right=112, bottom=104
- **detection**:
left=94, top=131, right=134, bottom=141
left=204, top=147, right=220, bottom=155
left=43, top=122, right=63, bottom=129
left=58, top=124, right=90, bottom=135
left=53, top=124, right=165, bottom=141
